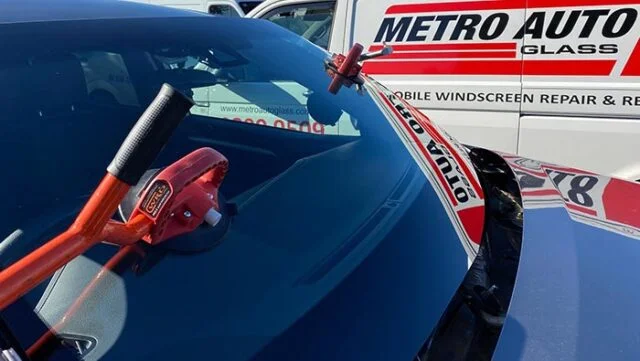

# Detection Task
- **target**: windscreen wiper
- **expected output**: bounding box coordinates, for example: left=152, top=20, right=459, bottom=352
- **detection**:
left=325, top=43, right=393, bottom=95
left=0, top=83, right=230, bottom=312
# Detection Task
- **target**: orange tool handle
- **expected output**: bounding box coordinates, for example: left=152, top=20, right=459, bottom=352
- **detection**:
left=0, top=84, right=193, bottom=310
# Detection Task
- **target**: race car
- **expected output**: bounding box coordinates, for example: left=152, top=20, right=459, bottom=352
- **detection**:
left=0, top=1, right=639, bottom=361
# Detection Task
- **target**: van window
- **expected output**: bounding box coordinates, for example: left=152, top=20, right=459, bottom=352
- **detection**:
left=263, top=2, right=336, bottom=49
left=238, top=1, right=263, bottom=14
left=208, top=4, right=241, bottom=17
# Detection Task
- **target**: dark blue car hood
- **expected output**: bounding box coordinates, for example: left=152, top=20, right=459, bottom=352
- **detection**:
left=494, top=155, right=640, bottom=361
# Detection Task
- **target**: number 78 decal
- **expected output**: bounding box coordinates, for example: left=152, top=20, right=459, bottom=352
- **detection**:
left=505, top=156, right=640, bottom=239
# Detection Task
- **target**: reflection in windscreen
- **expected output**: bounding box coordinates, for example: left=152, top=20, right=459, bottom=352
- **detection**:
left=76, top=32, right=360, bottom=136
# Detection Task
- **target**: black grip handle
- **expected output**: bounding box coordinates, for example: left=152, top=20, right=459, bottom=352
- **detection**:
left=107, top=84, right=194, bottom=185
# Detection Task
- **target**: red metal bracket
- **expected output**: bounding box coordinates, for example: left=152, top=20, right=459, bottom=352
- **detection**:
left=327, top=43, right=364, bottom=95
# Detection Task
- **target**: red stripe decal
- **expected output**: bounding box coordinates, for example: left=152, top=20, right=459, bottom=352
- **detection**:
left=458, top=206, right=485, bottom=245
left=408, top=104, right=484, bottom=197
left=380, top=51, right=517, bottom=59
left=521, top=189, right=559, bottom=197
left=387, top=0, right=640, bottom=14
left=363, top=60, right=614, bottom=76
left=412, top=111, right=447, bottom=144
left=522, top=190, right=601, bottom=217
left=622, top=39, right=640, bottom=76
left=523, top=60, right=615, bottom=76
left=377, top=91, right=458, bottom=206
left=364, top=60, right=522, bottom=75
left=602, top=178, right=640, bottom=229
left=566, top=203, right=598, bottom=216
left=368, top=42, right=517, bottom=52
left=387, top=0, right=523, bottom=13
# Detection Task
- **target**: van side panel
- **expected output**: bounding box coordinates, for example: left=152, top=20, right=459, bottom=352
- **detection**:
left=422, top=109, right=519, bottom=152
left=350, top=0, right=640, bottom=179
left=138, top=0, right=205, bottom=11
left=518, top=2, right=640, bottom=178
left=519, top=116, right=640, bottom=180
left=519, top=1, right=640, bottom=118
left=251, top=0, right=640, bottom=178
left=353, top=0, right=526, bottom=153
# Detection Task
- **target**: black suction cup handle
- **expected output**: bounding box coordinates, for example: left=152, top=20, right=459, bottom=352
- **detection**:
left=107, top=84, right=194, bottom=185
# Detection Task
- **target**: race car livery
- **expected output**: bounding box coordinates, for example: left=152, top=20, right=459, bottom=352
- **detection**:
left=502, top=154, right=640, bottom=240
left=366, top=78, right=486, bottom=257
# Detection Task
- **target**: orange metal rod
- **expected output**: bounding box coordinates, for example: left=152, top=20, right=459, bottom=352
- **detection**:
left=25, top=216, right=152, bottom=358
left=102, top=214, right=153, bottom=246
left=0, top=174, right=130, bottom=310
left=26, top=243, right=145, bottom=358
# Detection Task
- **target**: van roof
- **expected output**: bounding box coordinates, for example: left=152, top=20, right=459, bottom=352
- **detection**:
left=0, top=0, right=206, bottom=25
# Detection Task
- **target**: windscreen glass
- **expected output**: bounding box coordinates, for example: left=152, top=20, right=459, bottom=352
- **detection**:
left=0, top=16, right=469, bottom=361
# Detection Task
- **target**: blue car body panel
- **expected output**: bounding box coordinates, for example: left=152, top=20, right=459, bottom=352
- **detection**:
left=495, top=206, right=640, bottom=361
left=494, top=155, right=640, bottom=361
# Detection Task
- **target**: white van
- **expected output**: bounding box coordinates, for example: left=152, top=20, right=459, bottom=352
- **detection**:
left=244, top=0, right=640, bottom=180
left=129, top=0, right=264, bottom=16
